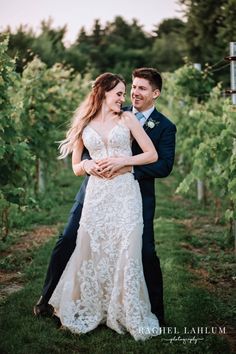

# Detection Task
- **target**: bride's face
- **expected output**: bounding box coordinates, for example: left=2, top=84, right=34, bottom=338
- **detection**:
left=104, top=81, right=126, bottom=113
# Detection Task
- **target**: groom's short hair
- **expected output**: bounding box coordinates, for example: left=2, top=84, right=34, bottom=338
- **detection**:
left=132, top=68, right=162, bottom=92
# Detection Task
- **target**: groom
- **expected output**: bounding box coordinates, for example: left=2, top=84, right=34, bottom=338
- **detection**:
left=34, top=68, right=176, bottom=326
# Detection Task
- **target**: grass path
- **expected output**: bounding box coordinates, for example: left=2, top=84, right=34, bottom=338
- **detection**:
left=0, top=171, right=235, bottom=354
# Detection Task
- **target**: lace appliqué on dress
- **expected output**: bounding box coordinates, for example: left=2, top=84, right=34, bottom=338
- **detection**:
left=49, top=123, right=160, bottom=340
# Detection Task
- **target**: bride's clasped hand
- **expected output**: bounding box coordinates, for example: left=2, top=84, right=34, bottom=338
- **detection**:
left=97, top=156, right=131, bottom=176
left=82, top=157, right=130, bottom=179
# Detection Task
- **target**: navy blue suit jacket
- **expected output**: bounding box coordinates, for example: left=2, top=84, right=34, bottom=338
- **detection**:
left=75, top=106, right=176, bottom=224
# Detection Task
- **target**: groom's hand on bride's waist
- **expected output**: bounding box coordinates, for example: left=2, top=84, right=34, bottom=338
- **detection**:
left=84, top=159, right=131, bottom=179
left=102, top=166, right=132, bottom=179
left=83, top=160, right=104, bottom=178
left=98, top=165, right=132, bottom=180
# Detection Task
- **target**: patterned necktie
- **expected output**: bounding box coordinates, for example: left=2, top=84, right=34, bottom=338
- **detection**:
left=135, top=111, right=145, bottom=121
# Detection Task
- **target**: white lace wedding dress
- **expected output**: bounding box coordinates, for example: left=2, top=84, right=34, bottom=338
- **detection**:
left=49, top=123, right=160, bottom=340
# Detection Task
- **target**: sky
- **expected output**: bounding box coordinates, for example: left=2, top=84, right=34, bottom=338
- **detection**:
left=0, top=0, right=184, bottom=44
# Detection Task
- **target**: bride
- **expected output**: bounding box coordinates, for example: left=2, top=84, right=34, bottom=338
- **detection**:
left=49, top=72, right=160, bottom=340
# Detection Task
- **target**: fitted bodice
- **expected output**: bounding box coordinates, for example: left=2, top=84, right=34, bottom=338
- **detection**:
left=82, top=123, right=132, bottom=160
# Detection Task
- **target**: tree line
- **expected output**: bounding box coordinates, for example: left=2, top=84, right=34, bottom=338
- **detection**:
left=1, top=0, right=235, bottom=84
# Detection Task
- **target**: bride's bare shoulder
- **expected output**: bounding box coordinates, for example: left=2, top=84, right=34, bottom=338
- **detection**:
left=120, top=111, right=136, bottom=126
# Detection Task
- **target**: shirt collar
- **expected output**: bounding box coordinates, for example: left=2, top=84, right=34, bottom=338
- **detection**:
left=132, top=106, right=155, bottom=120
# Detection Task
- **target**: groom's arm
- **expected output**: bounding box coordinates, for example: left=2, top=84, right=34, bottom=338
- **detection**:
left=74, top=147, right=90, bottom=203
left=81, top=147, right=91, bottom=161
left=134, top=124, right=177, bottom=179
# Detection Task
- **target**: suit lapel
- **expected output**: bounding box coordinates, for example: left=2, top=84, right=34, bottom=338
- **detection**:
left=143, top=108, right=161, bottom=134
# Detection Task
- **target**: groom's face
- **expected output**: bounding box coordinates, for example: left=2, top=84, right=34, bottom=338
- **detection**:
left=131, top=77, right=160, bottom=112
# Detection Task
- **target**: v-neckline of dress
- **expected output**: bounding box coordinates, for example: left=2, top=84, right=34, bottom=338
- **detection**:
left=86, top=124, right=121, bottom=147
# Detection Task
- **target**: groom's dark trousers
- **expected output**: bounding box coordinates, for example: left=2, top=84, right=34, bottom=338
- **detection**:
left=41, top=108, right=176, bottom=322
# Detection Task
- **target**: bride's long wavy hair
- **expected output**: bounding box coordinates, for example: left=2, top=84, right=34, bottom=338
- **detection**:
left=58, top=72, right=126, bottom=159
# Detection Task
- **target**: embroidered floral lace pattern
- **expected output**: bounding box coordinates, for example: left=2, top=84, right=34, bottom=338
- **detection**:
left=49, top=123, right=160, bottom=340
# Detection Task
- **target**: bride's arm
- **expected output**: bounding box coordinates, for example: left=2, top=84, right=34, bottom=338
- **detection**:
left=123, top=112, right=158, bottom=165
left=98, top=112, right=158, bottom=173
left=72, top=138, right=87, bottom=176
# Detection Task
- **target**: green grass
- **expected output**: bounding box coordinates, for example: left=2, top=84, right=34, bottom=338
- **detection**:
left=0, top=170, right=234, bottom=354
